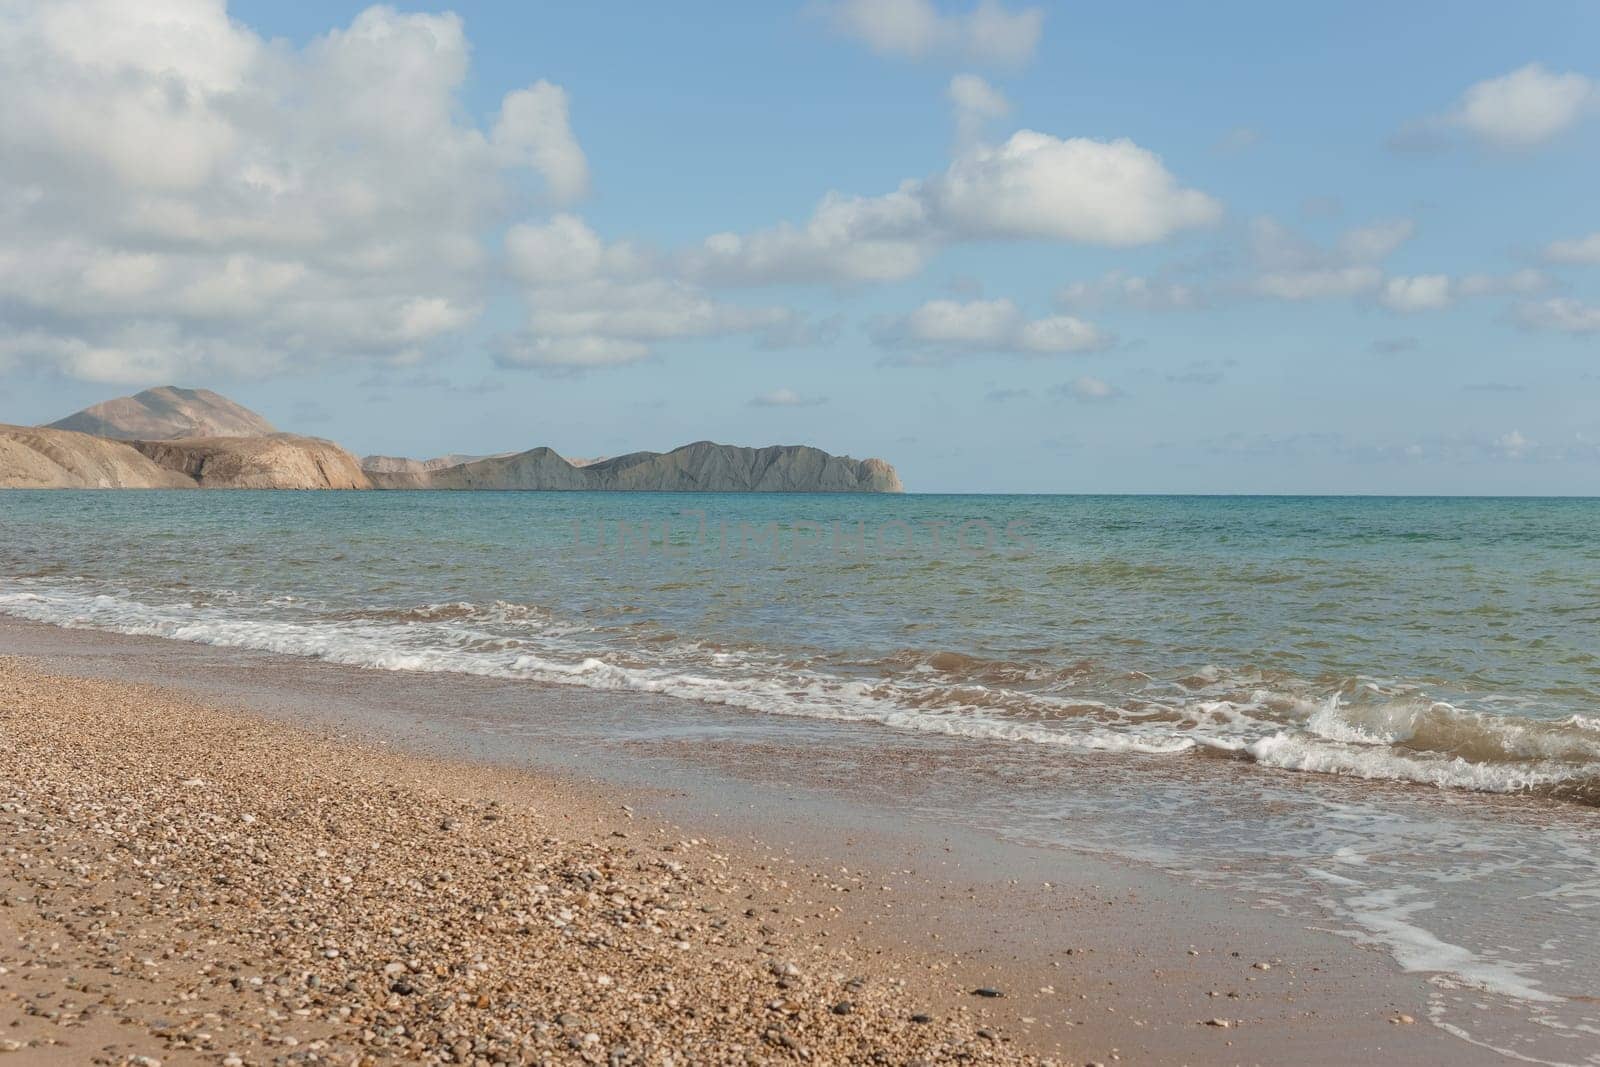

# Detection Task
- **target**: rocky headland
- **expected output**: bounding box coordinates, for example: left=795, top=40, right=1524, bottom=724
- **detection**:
left=2, top=387, right=903, bottom=492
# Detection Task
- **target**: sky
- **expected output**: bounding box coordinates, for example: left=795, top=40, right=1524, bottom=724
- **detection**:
left=1, top=0, right=1598, bottom=494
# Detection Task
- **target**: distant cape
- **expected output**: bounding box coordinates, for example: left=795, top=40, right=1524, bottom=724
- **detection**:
left=365, top=442, right=904, bottom=493
left=3, top=387, right=904, bottom=492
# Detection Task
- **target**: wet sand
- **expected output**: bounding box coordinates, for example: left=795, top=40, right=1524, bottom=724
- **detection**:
left=0, top=620, right=1491, bottom=1064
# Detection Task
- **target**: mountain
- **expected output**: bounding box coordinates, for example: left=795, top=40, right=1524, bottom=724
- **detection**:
left=46, top=387, right=277, bottom=441
left=0, top=425, right=197, bottom=489
left=7, top=386, right=903, bottom=492
left=362, top=451, right=605, bottom=475
left=361, top=452, right=513, bottom=475
left=373, top=442, right=903, bottom=493
left=130, top=436, right=371, bottom=490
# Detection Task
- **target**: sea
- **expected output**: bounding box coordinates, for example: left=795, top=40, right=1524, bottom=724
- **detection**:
left=2, top=491, right=1597, bottom=1062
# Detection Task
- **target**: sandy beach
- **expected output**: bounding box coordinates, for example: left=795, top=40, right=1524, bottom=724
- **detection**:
left=1, top=656, right=1051, bottom=1065
left=0, top=626, right=1487, bottom=1066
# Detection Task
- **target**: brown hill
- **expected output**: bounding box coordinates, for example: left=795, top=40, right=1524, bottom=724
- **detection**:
left=47, top=387, right=277, bottom=441
left=131, top=436, right=372, bottom=490
left=0, top=425, right=197, bottom=489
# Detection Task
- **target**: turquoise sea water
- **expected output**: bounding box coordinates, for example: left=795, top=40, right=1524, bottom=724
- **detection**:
left=2, top=491, right=1599, bottom=1061
left=2, top=492, right=1597, bottom=796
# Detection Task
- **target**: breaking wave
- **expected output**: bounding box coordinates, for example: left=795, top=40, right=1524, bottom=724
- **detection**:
left=2, top=579, right=1597, bottom=804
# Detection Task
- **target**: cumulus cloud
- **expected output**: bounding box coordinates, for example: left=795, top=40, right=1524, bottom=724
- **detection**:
left=1336, top=220, right=1417, bottom=262
left=1247, top=217, right=1407, bottom=301
left=1452, top=64, right=1595, bottom=148
left=492, top=82, right=590, bottom=202
left=1056, top=270, right=1203, bottom=311
left=499, top=215, right=803, bottom=369
left=873, top=298, right=1110, bottom=359
left=0, top=0, right=587, bottom=383
left=1544, top=232, right=1600, bottom=264
left=686, top=131, right=1220, bottom=285
left=948, top=74, right=1010, bottom=147
left=930, top=132, right=1223, bottom=243
left=1456, top=269, right=1547, bottom=297
left=1380, top=274, right=1453, bottom=313
left=684, top=184, right=936, bottom=286
left=1255, top=266, right=1382, bottom=300
left=749, top=388, right=828, bottom=407
left=1518, top=298, right=1600, bottom=334
left=818, top=0, right=1044, bottom=67
left=1496, top=430, right=1532, bottom=459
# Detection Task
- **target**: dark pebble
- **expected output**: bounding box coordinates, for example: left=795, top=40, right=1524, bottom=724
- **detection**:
left=972, top=987, right=1004, bottom=998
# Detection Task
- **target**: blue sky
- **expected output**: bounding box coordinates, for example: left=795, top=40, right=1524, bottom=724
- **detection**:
left=2, top=1, right=1598, bottom=492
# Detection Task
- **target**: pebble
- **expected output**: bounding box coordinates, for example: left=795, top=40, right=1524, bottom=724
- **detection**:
left=0, top=660, right=1044, bottom=1067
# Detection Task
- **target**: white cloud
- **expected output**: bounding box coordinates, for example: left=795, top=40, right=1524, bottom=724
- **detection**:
left=874, top=298, right=1109, bottom=358
left=499, top=215, right=804, bottom=369
left=948, top=74, right=1010, bottom=146
left=686, top=184, right=936, bottom=285
left=1336, top=219, right=1417, bottom=262
left=1057, top=375, right=1118, bottom=402
left=687, top=131, right=1219, bottom=285
left=1456, top=269, right=1547, bottom=297
left=930, top=132, right=1222, bottom=244
left=505, top=214, right=649, bottom=285
left=1518, top=298, right=1600, bottom=334
left=1544, top=232, right=1600, bottom=264
left=1254, top=266, right=1382, bottom=301
left=492, top=81, right=590, bottom=203
left=1380, top=274, right=1453, bottom=313
left=750, top=388, right=828, bottom=407
left=0, top=0, right=586, bottom=383
left=1057, top=270, right=1203, bottom=311
left=1247, top=217, right=1408, bottom=302
left=1496, top=430, right=1532, bottom=459
left=1453, top=64, right=1595, bottom=148
left=819, top=0, right=1044, bottom=67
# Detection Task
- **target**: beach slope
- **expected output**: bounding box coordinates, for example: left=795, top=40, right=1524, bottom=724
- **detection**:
left=0, top=658, right=1027, bottom=1065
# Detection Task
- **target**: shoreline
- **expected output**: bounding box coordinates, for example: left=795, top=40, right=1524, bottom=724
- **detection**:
left=0, top=620, right=1484, bottom=1064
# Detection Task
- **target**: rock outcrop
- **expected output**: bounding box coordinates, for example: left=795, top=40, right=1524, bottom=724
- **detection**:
left=47, top=386, right=277, bottom=441
left=0, top=425, right=197, bottom=489
left=131, top=435, right=372, bottom=490
left=361, top=453, right=512, bottom=476
left=375, top=442, right=903, bottom=493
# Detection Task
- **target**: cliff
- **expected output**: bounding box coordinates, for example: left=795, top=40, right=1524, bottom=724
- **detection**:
left=375, top=442, right=903, bottom=493
left=130, top=435, right=372, bottom=490
left=47, top=387, right=277, bottom=441
left=0, top=425, right=197, bottom=489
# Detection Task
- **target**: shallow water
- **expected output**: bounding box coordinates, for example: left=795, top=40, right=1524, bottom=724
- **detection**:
left=2, top=490, right=1598, bottom=1061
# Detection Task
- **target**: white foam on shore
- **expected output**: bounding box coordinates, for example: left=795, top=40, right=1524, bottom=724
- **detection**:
left=1339, top=886, right=1559, bottom=1003
left=3, top=580, right=1598, bottom=798
left=0, top=584, right=1194, bottom=756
